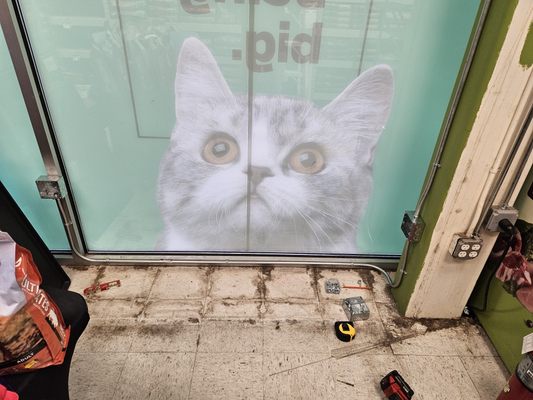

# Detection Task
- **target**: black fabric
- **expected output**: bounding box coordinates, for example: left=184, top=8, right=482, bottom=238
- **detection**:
left=0, top=181, right=70, bottom=289
left=0, top=288, right=89, bottom=400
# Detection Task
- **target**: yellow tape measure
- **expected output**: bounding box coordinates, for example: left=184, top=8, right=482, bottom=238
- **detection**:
left=334, top=321, right=357, bottom=342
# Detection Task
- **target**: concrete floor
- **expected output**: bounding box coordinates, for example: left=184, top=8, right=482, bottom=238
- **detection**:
left=64, top=265, right=509, bottom=400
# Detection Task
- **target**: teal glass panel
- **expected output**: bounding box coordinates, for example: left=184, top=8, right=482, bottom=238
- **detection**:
left=0, top=30, right=69, bottom=250
left=15, top=0, right=480, bottom=254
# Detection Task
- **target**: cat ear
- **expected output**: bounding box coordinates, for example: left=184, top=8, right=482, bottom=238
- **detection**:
left=323, top=65, right=393, bottom=164
left=174, top=37, right=236, bottom=118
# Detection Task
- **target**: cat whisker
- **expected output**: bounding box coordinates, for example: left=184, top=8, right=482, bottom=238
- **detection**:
left=280, top=194, right=337, bottom=251
left=304, top=204, right=357, bottom=230
left=273, top=189, right=320, bottom=244
left=214, top=203, right=222, bottom=227
left=214, top=196, right=228, bottom=227
left=294, top=208, right=324, bottom=251
left=302, top=209, right=338, bottom=250
left=293, top=201, right=343, bottom=249
left=206, top=197, right=227, bottom=230
left=272, top=187, right=354, bottom=231
left=309, top=194, right=361, bottom=203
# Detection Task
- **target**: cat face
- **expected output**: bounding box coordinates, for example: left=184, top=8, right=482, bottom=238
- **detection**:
left=158, top=38, right=393, bottom=251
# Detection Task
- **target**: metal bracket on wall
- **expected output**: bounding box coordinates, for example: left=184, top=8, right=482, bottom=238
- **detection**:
left=485, top=206, right=519, bottom=232
left=401, top=211, right=425, bottom=242
left=36, top=175, right=66, bottom=200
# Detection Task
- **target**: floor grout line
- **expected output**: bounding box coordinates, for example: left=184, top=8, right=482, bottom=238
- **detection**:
left=109, top=351, right=129, bottom=400
left=199, top=266, right=215, bottom=320
left=186, top=326, right=201, bottom=400
left=260, top=267, right=267, bottom=400
left=459, top=356, right=484, bottom=398
left=145, top=267, right=161, bottom=300
left=187, top=267, right=213, bottom=400
left=262, top=319, right=266, bottom=400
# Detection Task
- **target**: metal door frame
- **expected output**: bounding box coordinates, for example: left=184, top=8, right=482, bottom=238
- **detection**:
left=0, top=0, right=491, bottom=269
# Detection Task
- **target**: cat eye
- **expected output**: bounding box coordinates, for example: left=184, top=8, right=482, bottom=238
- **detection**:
left=202, top=134, right=239, bottom=165
left=288, top=145, right=325, bottom=174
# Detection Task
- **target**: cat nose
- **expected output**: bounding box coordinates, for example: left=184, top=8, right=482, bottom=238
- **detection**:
left=247, top=166, right=274, bottom=187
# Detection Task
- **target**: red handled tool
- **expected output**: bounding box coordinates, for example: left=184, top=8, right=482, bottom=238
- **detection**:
left=342, top=285, right=371, bottom=290
left=83, top=280, right=121, bottom=295
left=380, top=370, right=414, bottom=400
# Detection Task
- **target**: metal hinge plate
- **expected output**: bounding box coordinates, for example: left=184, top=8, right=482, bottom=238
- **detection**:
left=36, top=175, right=66, bottom=199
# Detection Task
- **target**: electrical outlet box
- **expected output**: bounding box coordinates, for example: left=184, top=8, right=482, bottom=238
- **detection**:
left=342, top=296, right=370, bottom=321
left=401, top=211, right=425, bottom=242
left=485, top=206, right=519, bottom=232
left=35, top=175, right=66, bottom=199
left=325, top=278, right=341, bottom=294
left=449, top=234, right=483, bottom=260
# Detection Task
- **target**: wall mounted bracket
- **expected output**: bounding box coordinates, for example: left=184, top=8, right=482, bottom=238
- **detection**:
left=401, top=211, right=425, bottom=242
left=36, top=175, right=66, bottom=200
left=485, top=206, right=519, bottom=232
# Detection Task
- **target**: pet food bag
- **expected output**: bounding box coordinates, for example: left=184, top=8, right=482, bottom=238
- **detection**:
left=0, top=231, right=70, bottom=375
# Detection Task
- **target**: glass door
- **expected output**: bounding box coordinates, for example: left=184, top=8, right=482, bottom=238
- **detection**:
left=5, top=0, right=481, bottom=256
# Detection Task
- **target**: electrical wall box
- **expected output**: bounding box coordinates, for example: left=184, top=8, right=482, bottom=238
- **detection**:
left=401, top=211, right=425, bottom=242
left=342, top=296, right=370, bottom=321
left=485, top=206, right=519, bottom=232
left=36, top=175, right=66, bottom=199
left=449, top=234, right=483, bottom=260
left=325, top=278, right=341, bottom=294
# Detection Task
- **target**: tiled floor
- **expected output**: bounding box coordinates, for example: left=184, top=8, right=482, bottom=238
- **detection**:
left=64, top=266, right=509, bottom=400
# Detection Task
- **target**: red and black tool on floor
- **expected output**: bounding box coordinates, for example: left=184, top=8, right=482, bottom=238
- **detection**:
left=380, top=370, right=414, bottom=400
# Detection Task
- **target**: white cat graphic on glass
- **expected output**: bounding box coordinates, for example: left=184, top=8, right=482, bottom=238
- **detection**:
left=157, top=38, right=393, bottom=253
